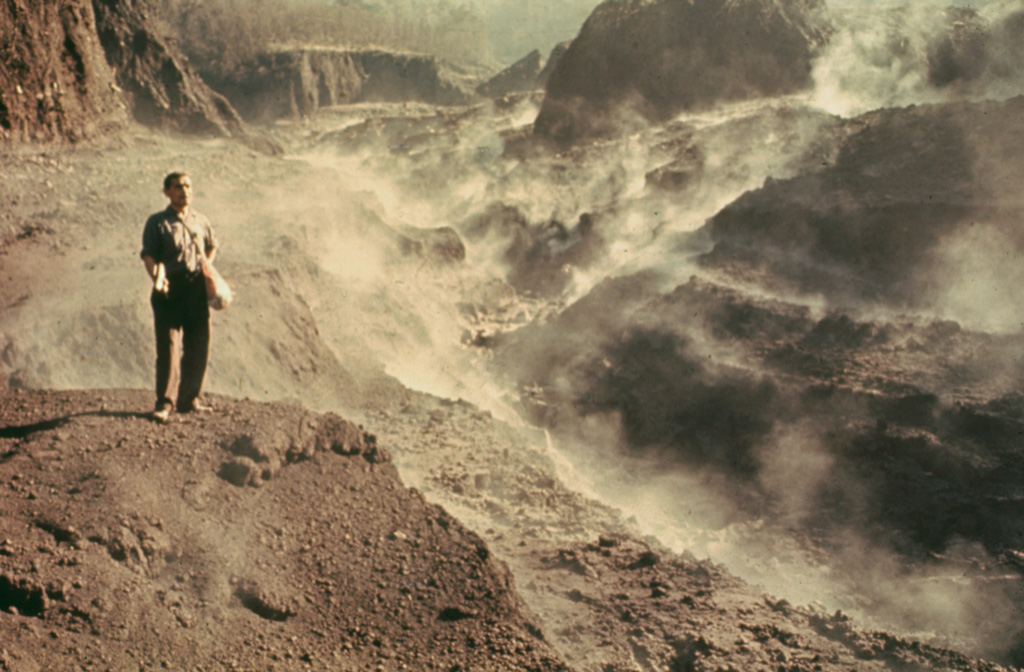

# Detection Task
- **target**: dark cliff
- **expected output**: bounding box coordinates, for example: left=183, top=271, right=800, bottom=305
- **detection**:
left=533, top=0, right=832, bottom=146
left=91, top=0, right=249, bottom=139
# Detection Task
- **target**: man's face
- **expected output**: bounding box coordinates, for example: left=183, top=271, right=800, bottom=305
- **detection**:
left=164, top=176, right=193, bottom=211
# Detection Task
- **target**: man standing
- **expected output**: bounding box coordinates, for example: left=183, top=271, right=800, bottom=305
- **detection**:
left=140, top=172, right=218, bottom=422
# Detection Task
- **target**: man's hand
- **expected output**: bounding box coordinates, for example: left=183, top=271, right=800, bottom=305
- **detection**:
left=143, top=255, right=169, bottom=294
left=154, top=263, right=169, bottom=294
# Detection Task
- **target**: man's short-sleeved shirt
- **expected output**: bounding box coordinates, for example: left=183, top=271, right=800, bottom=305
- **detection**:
left=140, top=207, right=218, bottom=277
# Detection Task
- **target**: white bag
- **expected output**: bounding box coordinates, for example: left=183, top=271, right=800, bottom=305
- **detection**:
left=202, top=259, right=232, bottom=310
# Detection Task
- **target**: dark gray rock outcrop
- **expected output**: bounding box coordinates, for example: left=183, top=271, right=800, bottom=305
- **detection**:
left=533, top=0, right=832, bottom=147
left=537, top=42, right=571, bottom=88
left=926, top=5, right=1024, bottom=91
left=700, top=95, right=1024, bottom=307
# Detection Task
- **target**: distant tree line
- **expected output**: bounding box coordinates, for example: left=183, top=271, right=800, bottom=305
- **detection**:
left=156, top=0, right=494, bottom=75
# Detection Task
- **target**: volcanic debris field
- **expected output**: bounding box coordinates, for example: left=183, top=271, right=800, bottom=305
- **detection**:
left=0, top=387, right=1016, bottom=672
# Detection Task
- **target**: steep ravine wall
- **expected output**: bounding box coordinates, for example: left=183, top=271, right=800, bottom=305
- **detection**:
left=0, top=0, right=127, bottom=142
left=0, top=0, right=272, bottom=148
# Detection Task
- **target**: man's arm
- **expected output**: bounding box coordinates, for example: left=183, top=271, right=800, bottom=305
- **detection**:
left=142, top=254, right=168, bottom=293
left=203, top=217, right=218, bottom=265
left=142, top=254, right=157, bottom=279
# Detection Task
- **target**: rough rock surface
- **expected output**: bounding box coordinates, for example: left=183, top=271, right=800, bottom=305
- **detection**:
left=2, top=387, right=1015, bottom=672
left=0, top=0, right=127, bottom=142
left=536, top=42, right=570, bottom=89
left=533, top=0, right=831, bottom=146
left=0, top=0, right=276, bottom=149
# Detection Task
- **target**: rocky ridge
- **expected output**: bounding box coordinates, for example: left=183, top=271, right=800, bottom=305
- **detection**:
left=206, top=50, right=480, bottom=125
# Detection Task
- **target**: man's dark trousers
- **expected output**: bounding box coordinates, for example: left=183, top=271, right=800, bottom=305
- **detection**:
left=151, top=271, right=210, bottom=412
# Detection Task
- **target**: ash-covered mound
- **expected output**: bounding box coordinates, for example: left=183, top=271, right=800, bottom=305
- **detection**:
left=0, top=388, right=570, bottom=671
left=533, top=0, right=832, bottom=146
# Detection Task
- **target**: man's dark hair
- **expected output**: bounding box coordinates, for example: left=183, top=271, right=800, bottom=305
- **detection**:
left=163, top=172, right=190, bottom=190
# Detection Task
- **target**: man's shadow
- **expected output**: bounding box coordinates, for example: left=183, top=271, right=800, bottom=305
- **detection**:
left=0, top=409, right=153, bottom=446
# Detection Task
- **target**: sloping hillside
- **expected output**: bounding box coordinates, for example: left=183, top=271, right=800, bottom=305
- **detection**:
left=0, top=388, right=571, bottom=671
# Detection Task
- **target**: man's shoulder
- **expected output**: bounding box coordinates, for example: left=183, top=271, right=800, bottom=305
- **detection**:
left=191, top=210, right=215, bottom=233
left=145, top=207, right=175, bottom=226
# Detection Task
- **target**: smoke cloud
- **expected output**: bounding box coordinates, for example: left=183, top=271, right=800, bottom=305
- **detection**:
left=810, top=0, right=1024, bottom=116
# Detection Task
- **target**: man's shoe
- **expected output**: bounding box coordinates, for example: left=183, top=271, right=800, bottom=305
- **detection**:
left=152, top=406, right=172, bottom=423
left=180, top=400, right=213, bottom=413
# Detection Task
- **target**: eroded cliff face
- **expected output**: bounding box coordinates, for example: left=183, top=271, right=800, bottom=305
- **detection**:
left=533, top=0, right=832, bottom=146
left=208, top=49, right=478, bottom=124
left=0, top=0, right=127, bottom=142
left=91, top=0, right=250, bottom=138
left=0, top=0, right=268, bottom=146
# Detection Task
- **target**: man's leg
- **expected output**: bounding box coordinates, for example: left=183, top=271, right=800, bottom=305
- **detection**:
left=177, top=277, right=211, bottom=412
left=152, top=292, right=181, bottom=412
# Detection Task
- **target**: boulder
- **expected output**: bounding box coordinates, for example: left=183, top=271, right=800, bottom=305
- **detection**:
left=533, top=0, right=832, bottom=146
